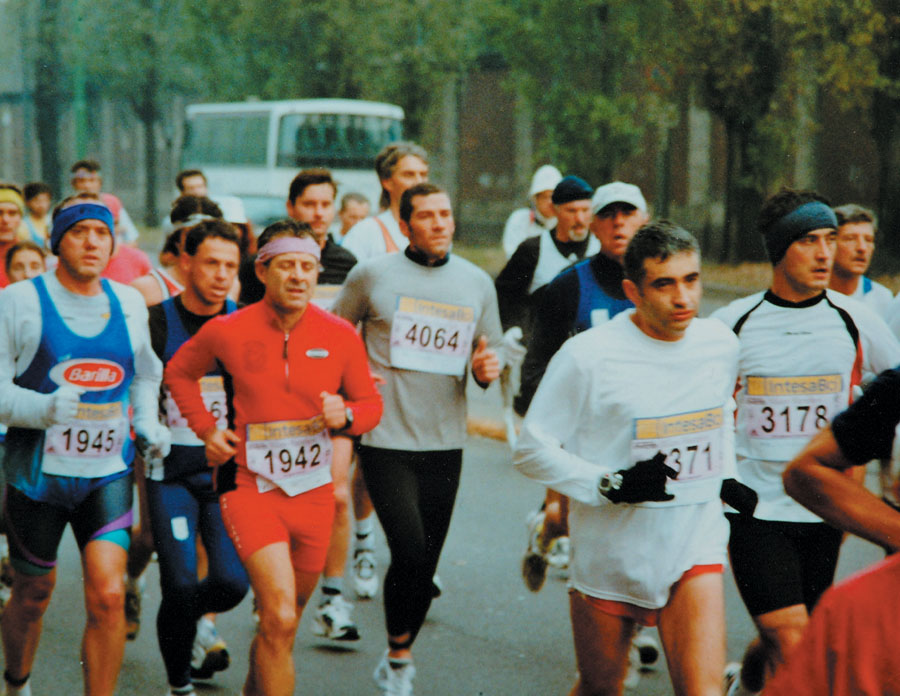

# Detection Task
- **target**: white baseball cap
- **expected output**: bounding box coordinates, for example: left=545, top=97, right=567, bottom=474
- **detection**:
left=529, top=165, right=563, bottom=197
left=591, top=182, right=647, bottom=216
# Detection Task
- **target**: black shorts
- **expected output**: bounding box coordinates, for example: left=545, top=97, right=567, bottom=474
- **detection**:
left=5, top=471, right=133, bottom=576
left=727, top=513, right=842, bottom=616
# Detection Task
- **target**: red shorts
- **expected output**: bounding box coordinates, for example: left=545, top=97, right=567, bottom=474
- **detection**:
left=220, top=482, right=335, bottom=574
left=574, top=564, right=724, bottom=627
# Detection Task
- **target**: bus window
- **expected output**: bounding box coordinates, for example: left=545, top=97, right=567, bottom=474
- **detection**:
left=277, top=113, right=402, bottom=169
left=184, top=113, right=269, bottom=167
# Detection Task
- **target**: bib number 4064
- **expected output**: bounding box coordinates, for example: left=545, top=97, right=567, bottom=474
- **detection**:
left=403, top=324, right=459, bottom=351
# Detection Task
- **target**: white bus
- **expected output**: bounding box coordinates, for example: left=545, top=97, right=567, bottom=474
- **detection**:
left=181, top=99, right=404, bottom=214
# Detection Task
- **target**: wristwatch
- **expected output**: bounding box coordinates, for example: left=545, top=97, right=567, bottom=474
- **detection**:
left=597, top=472, right=623, bottom=495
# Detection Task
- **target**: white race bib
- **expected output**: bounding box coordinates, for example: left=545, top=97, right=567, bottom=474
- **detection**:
left=745, top=375, right=843, bottom=440
left=43, top=402, right=129, bottom=478
left=389, top=296, right=476, bottom=376
left=245, top=417, right=333, bottom=496
left=165, top=376, right=227, bottom=446
left=629, top=407, right=725, bottom=506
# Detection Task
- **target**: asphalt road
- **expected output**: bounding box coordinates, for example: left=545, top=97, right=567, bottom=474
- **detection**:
left=9, top=286, right=889, bottom=694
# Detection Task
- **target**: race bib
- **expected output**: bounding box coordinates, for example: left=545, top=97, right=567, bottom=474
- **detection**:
left=311, top=285, right=341, bottom=311
left=745, top=375, right=843, bottom=440
left=630, top=407, right=724, bottom=483
left=389, top=297, right=476, bottom=376
left=165, top=376, right=227, bottom=446
left=245, top=417, right=333, bottom=496
left=42, top=401, right=129, bottom=477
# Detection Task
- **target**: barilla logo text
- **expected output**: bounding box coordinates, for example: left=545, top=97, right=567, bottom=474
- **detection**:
left=49, top=359, right=125, bottom=392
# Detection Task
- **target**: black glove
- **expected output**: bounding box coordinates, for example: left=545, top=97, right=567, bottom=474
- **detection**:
left=603, top=451, right=678, bottom=504
left=720, top=478, right=758, bottom=515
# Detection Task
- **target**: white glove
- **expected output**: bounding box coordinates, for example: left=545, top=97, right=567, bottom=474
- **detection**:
left=501, top=326, right=527, bottom=364
left=135, top=421, right=172, bottom=462
left=48, top=386, right=84, bottom=425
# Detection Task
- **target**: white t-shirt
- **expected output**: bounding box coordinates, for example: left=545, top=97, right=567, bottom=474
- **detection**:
left=514, top=312, right=739, bottom=608
left=712, top=289, right=900, bottom=522
left=340, top=209, right=407, bottom=262
left=849, top=276, right=893, bottom=319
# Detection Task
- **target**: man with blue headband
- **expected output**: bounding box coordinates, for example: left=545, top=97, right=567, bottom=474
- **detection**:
left=0, top=194, right=166, bottom=696
left=711, top=189, right=900, bottom=695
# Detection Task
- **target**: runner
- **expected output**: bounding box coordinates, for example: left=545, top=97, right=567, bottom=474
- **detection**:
left=710, top=189, right=900, bottom=695
left=147, top=219, right=248, bottom=696
left=763, top=368, right=900, bottom=694
left=340, top=142, right=428, bottom=262
left=332, top=182, right=502, bottom=695
left=284, top=169, right=361, bottom=641
left=176, top=170, right=208, bottom=198
left=5, top=242, right=46, bottom=285
left=494, top=175, right=600, bottom=344
left=501, top=165, right=562, bottom=259
left=0, top=186, right=26, bottom=289
left=69, top=160, right=139, bottom=245
left=335, top=192, right=370, bottom=244
left=165, top=219, right=382, bottom=696
left=0, top=195, right=166, bottom=696
left=340, top=143, right=429, bottom=600
left=514, top=221, right=740, bottom=696
left=827, top=203, right=892, bottom=317
left=21, top=184, right=52, bottom=250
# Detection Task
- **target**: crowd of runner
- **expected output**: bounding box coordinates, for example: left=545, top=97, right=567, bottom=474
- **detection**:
left=0, top=143, right=898, bottom=696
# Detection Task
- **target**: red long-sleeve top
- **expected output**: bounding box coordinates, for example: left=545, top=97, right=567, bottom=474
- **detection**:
left=165, top=301, right=382, bottom=488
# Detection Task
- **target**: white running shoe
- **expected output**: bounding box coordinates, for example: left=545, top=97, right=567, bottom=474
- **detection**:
left=165, top=687, right=196, bottom=696
left=353, top=549, right=379, bottom=599
left=632, top=629, right=660, bottom=667
left=546, top=535, right=570, bottom=570
left=373, top=650, right=415, bottom=696
left=191, top=617, right=229, bottom=680
left=624, top=646, right=641, bottom=689
left=313, top=595, right=360, bottom=641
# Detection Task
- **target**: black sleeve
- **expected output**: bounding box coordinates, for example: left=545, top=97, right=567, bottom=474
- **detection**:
left=831, top=368, right=900, bottom=464
left=495, top=237, right=540, bottom=332
left=238, top=255, right=266, bottom=305
left=147, top=303, right=167, bottom=361
left=320, top=244, right=358, bottom=285
left=514, top=271, right=579, bottom=416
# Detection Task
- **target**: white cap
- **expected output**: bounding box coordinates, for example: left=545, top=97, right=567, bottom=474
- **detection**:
left=529, top=165, right=563, bottom=197
left=212, top=195, right=248, bottom=224
left=591, top=182, right=647, bottom=216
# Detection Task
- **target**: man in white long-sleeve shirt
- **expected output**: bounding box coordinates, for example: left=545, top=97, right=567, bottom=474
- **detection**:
left=0, top=194, right=166, bottom=696
left=514, top=221, right=741, bottom=696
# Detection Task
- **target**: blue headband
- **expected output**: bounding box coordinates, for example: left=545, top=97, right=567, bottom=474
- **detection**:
left=764, top=201, right=837, bottom=265
left=51, top=203, right=115, bottom=255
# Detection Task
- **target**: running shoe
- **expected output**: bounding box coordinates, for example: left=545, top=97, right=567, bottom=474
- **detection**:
left=353, top=549, right=378, bottom=599
left=165, top=686, right=196, bottom=696
left=624, top=646, right=641, bottom=689
left=632, top=629, right=660, bottom=667
left=373, top=650, right=416, bottom=696
left=190, top=618, right=230, bottom=680
left=124, top=575, right=145, bottom=641
left=546, top=536, right=570, bottom=570
left=313, top=595, right=360, bottom=641
left=521, top=509, right=551, bottom=592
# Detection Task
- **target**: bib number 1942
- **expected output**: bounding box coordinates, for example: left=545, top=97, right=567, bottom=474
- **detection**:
left=263, top=443, right=322, bottom=476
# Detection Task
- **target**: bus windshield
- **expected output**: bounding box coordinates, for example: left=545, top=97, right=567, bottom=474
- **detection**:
left=183, top=112, right=270, bottom=166
left=276, top=113, right=403, bottom=169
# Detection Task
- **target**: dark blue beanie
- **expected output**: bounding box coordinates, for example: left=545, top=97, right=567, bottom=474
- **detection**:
left=551, top=176, right=592, bottom=205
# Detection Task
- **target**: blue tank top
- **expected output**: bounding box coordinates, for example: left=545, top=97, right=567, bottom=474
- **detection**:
left=573, top=259, right=633, bottom=333
left=5, top=275, right=136, bottom=497
left=156, top=297, right=236, bottom=481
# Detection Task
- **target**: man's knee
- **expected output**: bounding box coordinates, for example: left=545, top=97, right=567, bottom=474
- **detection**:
left=10, top=572, right=56, bottom=619
left=333, top=483, right=350, bottom=517
left=257, top=598, right=299, bottom=644
left=85, top=574, right=125, bottom=623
